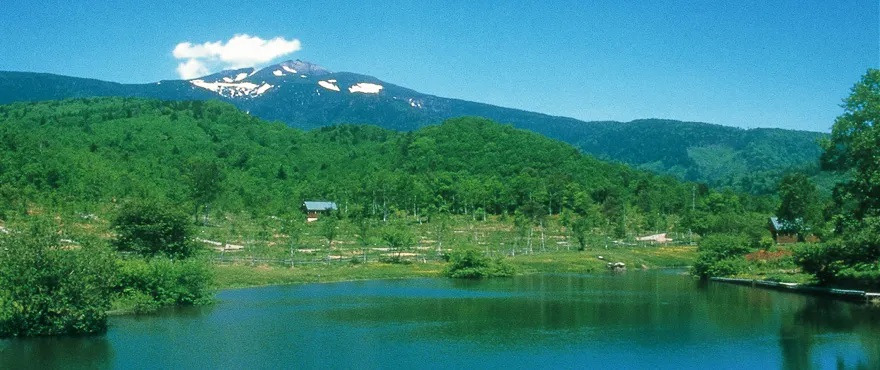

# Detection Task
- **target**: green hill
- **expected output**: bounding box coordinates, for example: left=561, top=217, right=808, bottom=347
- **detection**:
left=0, top=97, right=772, bottom=237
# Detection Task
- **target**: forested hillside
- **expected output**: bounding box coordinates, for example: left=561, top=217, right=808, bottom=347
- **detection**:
left=567, top=119, right=831, bottom=194
left=0, top=97, right=772, bottom=237
left=0, top=68, right=827, bottom=194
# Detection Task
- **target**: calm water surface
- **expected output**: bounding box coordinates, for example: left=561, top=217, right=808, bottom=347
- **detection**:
left=2, top=270, right=879, bottom=369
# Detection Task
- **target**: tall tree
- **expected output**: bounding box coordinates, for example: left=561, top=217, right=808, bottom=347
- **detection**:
left=382, top=221, right=415, bottom=260
left=821, top=69, right=880, bottom=223
left=112, top=200, right=197, bottom=259
left=186, top=158, right=224, bottom=224
left=282, top=213, right=305, bottom=267
left=776, top=172, right=822, bottom=238
left=320, top=212, right=338, bottom=249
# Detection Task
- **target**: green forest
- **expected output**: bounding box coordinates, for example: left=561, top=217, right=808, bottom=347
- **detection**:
left=0, top=97, right=772, bottom=234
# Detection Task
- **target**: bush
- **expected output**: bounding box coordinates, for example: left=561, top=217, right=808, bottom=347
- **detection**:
left=443, top=249, right=515, bottom=279
left=704, top=257, right=749, bottom=277
left=691, top=234, right=751, bottom=278
left=112, top=290, right=161, bottom=314
left=114, top=257, right=213, bottom=312
left=792, top=242, right=845, bottom=284
left=793, top=240, right=880, bottom=287
left=112, top=200, right=198, bottom=258
left=834, top=264, right=880, bottom=289
left=0, top=221, right=117, bottom=337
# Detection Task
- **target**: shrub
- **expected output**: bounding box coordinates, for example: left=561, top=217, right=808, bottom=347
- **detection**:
left=112, top=200, right=198, bottom=259
left=793, top=240, right=880, bottom=287
left=443, top=249, right=515, bottom=279
left=115, top=257, right=213, bottom=312
left=0, top=220, right=117, bottom=337
left=704, top=257, right=749, bottom=277
left=834, top=263, right=880, bottom=289
left=691, top=234, right=751, bottom=278
left=792, top=243, right=843, bottom=284
left=112, top=290, right=161, bottom=314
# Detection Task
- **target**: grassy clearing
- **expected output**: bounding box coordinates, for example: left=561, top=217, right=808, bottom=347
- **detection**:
left=726, top=245, right=818, bottom=285
left=49, top=212, right=699, bottom=289
left=212, top=245, right=698, bottom=289
left=213, top=262, right=445, bottom=288
left=506, top=246, right=696, bottom=274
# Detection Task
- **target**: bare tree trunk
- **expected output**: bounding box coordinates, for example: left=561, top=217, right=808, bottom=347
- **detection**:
left=541, top=220, right=546, bottom=252
left=528, top=228, right=533, bottom=254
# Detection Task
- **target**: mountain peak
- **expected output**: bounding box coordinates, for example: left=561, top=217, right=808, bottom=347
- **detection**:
left=194, top=67, right=255, bottom=82
left=275, top=59, right=330, bottom=76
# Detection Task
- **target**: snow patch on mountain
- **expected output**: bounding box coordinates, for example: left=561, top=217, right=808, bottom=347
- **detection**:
left=318, top=80, right=340, bottom=91
left=349, top=83, right=383, bottom=94
left=282, top=65, right=297, bottom=74
left=255, top=83, right=273, bottom=95
left=273, top=70, right=283, bottom=76
left=234, top=73, right=249, bottom=81
left=190, top=79, right=273, bottom=98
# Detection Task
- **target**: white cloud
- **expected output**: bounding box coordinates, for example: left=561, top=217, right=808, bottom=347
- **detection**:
left=173, top=34, right=302, bottom=79
left=176, top=58, right=209, bottom=80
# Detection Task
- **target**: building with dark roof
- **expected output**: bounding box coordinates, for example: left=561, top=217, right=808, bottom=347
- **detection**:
left=303, top=201, right=338, bottom=222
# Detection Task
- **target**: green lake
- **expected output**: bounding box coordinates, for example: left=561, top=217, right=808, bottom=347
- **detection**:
left=2, top=270, right=879, bottom=369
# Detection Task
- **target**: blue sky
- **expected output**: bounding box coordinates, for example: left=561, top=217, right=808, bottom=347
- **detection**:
left=0, top=1, right=876, bottom=132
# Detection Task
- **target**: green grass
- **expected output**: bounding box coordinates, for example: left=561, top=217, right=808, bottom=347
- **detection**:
left=507, top=246, right=696, bottom=274
left=212, top=245, right=698, bottom=289
left=212, top=262, right=445, bottom=289
left=202, top=213, right=699, bottom=289
left=732, top=271, right=817, bottom=285
left=49, top=212, right=700, bottom=289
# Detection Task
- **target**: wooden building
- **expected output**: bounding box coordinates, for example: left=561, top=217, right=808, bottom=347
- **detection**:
left=768, top=217, right=818, bottom=244
left=303, top=201, right=338, bottom=222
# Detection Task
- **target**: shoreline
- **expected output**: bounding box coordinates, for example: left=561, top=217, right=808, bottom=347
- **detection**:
left=210, top=247, right=698, bottom=289
left=107, top=247, right=699, bottom=314
left=710, top=276, right=880, bottom=304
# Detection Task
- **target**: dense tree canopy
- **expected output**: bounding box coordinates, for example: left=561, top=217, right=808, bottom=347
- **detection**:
left=785, top=69, right=880, bottom=288
left=0, top=220, right=116, bottom=337
left=0, top=97, right=775, bottom=239
left=822, top=69, right=880, bottom=223
left=776, top=172, right=822, bottom=237
left=111, top=200, right=197, bottom=259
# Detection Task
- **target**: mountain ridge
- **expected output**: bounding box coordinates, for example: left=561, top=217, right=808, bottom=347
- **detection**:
left=0, top=62, right=827, bottom=193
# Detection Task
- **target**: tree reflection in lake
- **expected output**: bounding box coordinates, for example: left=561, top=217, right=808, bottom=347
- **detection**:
left=0, top=336, right=114, bottom=370
left=780, top=298, right=880, bottom=370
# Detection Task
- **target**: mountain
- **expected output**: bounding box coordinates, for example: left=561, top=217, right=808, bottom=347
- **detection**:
left=0, top=60, right=827, bottom=193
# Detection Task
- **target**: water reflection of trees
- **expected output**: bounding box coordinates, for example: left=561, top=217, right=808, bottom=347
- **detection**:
left=323, top=273, right=701, bottom=347
left=0, top=337, right=114, bottom=369
left=779, top=299, right=880, bottom=370
left=698, top=280, right=798, bottom=331
left=698, top=281, right=880, bottom=369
